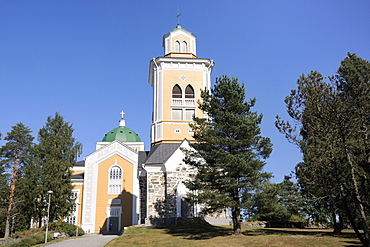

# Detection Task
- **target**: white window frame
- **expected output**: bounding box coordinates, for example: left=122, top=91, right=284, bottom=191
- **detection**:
left=174, top=40, right=180, bottom=52
left=108, top=165, right=123, bottom=195
left=65, top=189, right=80, bottom=225
left=181, top=41, right=188, bottom=53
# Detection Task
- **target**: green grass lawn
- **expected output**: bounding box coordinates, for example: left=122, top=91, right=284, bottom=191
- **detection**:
left=105, top=222, right=362, bottom=247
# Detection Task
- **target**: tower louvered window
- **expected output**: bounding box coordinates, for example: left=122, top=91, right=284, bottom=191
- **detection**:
left=109, top=166, right=122, bottom=194
left=181, top=41, right=188, bottom=53
left=174, top=40, right=180, bottom=52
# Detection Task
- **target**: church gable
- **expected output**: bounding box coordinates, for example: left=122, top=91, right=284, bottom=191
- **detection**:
left=145, top=143, right=181, bottom=165
left=87, top=140, right=138, bottom=165
left=164, top=139, right=192, bottom=172
left=81, top=139, right=140, bottom=233
left=94, top=154, right=134, bottom=231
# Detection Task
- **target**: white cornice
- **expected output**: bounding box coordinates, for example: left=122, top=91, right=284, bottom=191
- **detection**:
left=152, top=57, right=213, bottom=66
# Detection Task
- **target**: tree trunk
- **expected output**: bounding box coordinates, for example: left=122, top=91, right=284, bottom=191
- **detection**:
left=4, top=156, right=19, bottom=238
left=346, top=151, right=370, bottom=247
left=232, top=206, right=241, bottom=235
left=343, top=198, right=368, bottom=247
left=333, top=212, right=343, bottom=234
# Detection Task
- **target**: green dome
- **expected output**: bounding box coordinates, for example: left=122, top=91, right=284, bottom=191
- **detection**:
left=102, top=126, right=142, bottom=142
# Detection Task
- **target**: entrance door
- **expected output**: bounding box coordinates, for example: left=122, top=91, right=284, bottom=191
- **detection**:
left=107, top=207, right=121, bottom=232
left=181, top=198, right=194, bottom=218
left=108, top=217, right=119, bottom=231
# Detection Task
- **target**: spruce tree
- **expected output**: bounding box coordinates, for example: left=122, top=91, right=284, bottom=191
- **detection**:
left=0, top=123, right=34, bottom=237
left=248, top=181, right=289, bottom=221
left=184, top=75, right=272, bottom=235
left=16, top=152, right=44, bottom=229
left=33, top=112, right=82, bottom=223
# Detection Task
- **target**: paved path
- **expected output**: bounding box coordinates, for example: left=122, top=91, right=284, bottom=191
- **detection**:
left=46, top=234, right=119, bottom=247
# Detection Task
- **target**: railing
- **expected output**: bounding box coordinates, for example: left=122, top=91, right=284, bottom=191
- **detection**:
left=172, top=99, right=183, bottom=105
left=172, top=99, right=195, bottom=106
left=185, top=99, right=195, bottom=106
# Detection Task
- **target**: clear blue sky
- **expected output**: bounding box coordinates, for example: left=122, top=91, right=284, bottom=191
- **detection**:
left=1, top=1, right=369, bottom=183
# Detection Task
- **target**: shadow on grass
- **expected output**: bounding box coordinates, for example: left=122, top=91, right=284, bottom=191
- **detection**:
left=156, top=219, right=362, bottom=246
left=155, top=219, right=232, bottom=240
left=244, top=228, right=361, bottom=247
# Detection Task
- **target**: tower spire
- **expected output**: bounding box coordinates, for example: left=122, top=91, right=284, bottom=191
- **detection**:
left=176, top=4, right=182, bottom=27
left=176, top=13, right=182, bottom=26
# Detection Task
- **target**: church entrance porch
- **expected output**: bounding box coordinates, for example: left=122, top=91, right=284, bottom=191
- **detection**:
left=107, top=207, right=121, bottom=232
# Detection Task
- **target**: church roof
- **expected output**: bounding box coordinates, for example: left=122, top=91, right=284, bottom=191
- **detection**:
left=102, top=126, right=141, bottom=142
left=102, top=115, right=142, bottom=143
left=170, top=23, right=189, bottom=32
left=145, top=143, right=182, bottom=165
left=74, top=160, right=85, bottom=167
left=138, top=151, right=149, bottom=167
left=71, top=173, right=84, bottom=180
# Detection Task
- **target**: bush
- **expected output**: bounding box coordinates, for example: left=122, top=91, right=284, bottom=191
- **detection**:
left=4, top=233, right=51, bottom=247
left=289, top=215, right=308, bottom=222
left=12, top=228, right=44, bottom=239
left=46, top=221, right=85, bottom=236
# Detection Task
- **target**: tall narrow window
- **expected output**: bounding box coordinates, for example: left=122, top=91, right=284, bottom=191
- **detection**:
left=174, top=40, right=180, bottom=52
left=185, top=85, right=195, bottom=98
left=181, top=41, right=188, bottom=53
left=109, top=166, right=122, bottom=194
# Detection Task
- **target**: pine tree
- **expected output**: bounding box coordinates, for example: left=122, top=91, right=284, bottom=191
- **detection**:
left=276, top=53, right=370, bottom=246
left=0, top=135, right=9, bottom=237
left=0, top=123, right=34, bottom=237
left=183, top=75, right=272, bottom=235
left=33, top=112, right=82, bottom=223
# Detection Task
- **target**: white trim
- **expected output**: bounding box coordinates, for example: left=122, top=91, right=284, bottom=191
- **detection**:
left=72, top=182, right=84, bottom=186
left=71, top=167, right=85, bottom=171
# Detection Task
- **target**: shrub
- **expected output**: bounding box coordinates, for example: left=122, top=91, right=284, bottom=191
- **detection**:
left=12, top=228, right=43, bottom=239
left=46, top=221, right=85, bottom=236
left=4, top=233, right=51, bottom=247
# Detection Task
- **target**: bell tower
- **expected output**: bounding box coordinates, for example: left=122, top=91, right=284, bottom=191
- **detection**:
left=148, top=24, right=214, bottom=146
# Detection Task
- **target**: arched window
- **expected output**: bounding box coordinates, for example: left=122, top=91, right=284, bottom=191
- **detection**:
left=181, top=41, right=188, bottom=53
left=172, top=84, right=182, bottom=98
left=108, top=166, right=122, bottom=194
left=174, top=40, right=180, bottom=52
left=185, top=85, right=195, bottom=98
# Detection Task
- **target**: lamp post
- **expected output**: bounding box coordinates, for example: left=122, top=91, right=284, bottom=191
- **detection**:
left=45, top=190, right=53, bottom=244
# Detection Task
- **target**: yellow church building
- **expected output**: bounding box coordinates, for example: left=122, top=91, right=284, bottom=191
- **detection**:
left=69, top=24, right=225, bottom=234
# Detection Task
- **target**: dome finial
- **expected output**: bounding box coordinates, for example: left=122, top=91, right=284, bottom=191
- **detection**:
left=119, top=110, right=126, bottom=127
left=120, top=110, right=125, bottom=119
